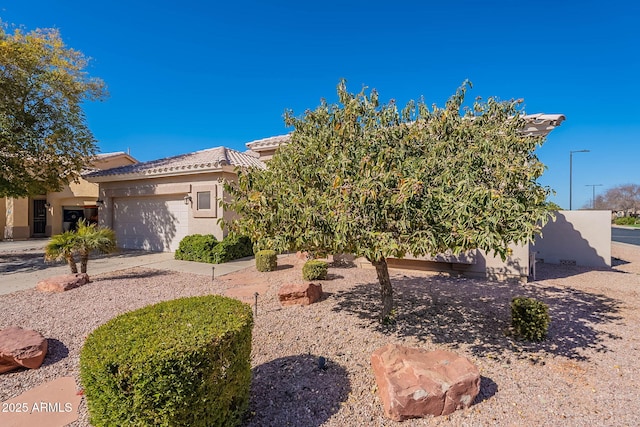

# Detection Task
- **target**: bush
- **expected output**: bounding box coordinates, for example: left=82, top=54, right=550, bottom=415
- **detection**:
left=174, top=234, right=218, bottom=262
left=80, top=296, right=253, bottom=427
left=175, top=234, right=253, bottom=263
left=511, top=297, right=551, bottom=341
left=210, top=235, right=253, bottom=263
left=302, top=259, right=328, bottom=281
left=255, top=250, right=277, bottom=272
left=614, top=216, right=638, bottom=226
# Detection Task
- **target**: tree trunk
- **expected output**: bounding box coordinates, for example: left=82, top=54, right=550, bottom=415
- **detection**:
left=66, top=255, right=78, bottom=274
left=80, top=253, right=89, bottom=274
left=371, top=257, right=393, bottom=323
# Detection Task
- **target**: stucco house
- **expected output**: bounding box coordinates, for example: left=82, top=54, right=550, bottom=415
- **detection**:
left=1, top=152, right=136, bottom=240
left=84, top=147, right=264, bottom=252
left=83, top=113, right=597, bottom=280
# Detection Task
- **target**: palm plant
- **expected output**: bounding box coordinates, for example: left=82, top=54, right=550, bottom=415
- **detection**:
left=45, top=231, right=79, bottom=273
left=74, top=219, right=117, bottom=273
left=44, top=219, right=117, bottom=274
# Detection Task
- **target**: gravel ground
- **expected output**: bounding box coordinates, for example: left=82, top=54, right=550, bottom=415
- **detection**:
left=1, top=245, right=639, bottom=426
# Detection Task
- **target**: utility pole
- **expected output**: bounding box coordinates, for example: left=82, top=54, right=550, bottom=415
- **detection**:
left=585, top=184, right=603, bottom=209
left=570, top=150, right=590, bottom=210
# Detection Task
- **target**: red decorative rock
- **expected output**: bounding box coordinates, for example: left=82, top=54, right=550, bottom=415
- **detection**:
left=0, top=326, right=48, bottom=374
left=278, top=283, right=322, bottom=306
left=36, top=273, right=90, bottom=292
left=371, top=344, right=480, bottom=421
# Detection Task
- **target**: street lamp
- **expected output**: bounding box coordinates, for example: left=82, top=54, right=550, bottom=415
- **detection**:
left=569, top=150, right=590, bottom=210
left=585, top=184, right=603, bottom=209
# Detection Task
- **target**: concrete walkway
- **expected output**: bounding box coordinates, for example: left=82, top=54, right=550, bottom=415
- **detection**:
left=0, top=239, right=256, bottom=295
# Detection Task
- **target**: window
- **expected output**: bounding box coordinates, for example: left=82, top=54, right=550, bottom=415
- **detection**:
left=192, top=185, right=217, bottom=218
left=197, top=191, right=211, bottom=210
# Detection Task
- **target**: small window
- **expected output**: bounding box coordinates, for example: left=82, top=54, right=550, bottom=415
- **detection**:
left=197, top=191, right=211, bottom=210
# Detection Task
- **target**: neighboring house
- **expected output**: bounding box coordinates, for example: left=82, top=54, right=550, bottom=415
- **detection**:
left=1, top=152, right=136, bottom=240
left=84, top=147, right=264, bottom=252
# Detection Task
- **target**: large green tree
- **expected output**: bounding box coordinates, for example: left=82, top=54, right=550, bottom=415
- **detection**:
left=224, top=80, right=552, bottom=321
left=0, top=23, right=107, bottom=197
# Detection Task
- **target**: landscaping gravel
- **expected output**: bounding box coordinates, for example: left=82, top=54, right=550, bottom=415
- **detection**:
left=1, top=244, right=639, bottom=426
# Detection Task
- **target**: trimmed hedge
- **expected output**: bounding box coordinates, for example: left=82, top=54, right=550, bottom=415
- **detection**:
left=210, top=235, right=253, bottom=263
left=614, top=216, right=638, bottom=226
left=174, top=234, right=218, bottom=262
left=302, top=259, right=328, bottom=281
left=175, top=234, right=253, bottom=264
left=80, top=296, right=253, bottom=427
left=511, top=297, right=551, bottom=341
left=255, top=250, right=277, bottom=272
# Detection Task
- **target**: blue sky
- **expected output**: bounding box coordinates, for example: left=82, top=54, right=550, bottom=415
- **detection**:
left=2, top=0, right=638, bottom=209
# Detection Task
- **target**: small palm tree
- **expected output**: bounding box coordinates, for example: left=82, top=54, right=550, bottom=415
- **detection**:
left=44, top=219, right=117, bottom=274
left=74, top=219, right=117, bottom=273
left=45, top=231, right=79, bottom=273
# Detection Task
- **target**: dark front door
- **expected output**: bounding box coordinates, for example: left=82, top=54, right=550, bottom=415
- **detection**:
left=33, top=200, right=47, bottom=235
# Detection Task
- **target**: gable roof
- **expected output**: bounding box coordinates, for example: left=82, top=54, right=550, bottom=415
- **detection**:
left=85, top=146, right=265, bottom=182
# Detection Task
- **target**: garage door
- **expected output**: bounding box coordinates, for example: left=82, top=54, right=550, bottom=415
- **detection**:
left=113, top=196, right=189, bottom=252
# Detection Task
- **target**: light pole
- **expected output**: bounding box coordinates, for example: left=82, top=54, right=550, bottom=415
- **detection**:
left=569, top=150, right=590, bottom=210
left=585, top=184, right=603, bottom=209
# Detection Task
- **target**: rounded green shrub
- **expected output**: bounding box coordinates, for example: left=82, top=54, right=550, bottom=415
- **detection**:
left=211, top=235, right=253, bottom=263
left=511, top=297, right=551, bottom=342
left=302, top=259, right=328, bottom=281
left=255, top=250, right=277, bottom=272
left=174, top=234, right=218, bottom=262
left=80, top=296, right=253, bottom=427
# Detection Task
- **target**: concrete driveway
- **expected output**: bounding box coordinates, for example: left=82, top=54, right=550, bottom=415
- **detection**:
left=0, top=239, right=256, bottom=295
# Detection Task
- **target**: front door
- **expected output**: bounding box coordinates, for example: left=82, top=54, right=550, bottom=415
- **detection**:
left=33, top=200, right=47, bottom=236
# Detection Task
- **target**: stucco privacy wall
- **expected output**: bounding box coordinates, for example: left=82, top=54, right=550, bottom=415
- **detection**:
left=382, top=243, right=530, bottom=281
left=532, top=210, right=611, bottom=268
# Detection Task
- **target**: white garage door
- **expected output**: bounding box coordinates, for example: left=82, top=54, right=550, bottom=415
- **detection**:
left=113, top=196, right=189, bottom=252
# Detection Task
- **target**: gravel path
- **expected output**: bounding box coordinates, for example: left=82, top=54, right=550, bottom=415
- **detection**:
left=1, top=245, right=639, bottom=426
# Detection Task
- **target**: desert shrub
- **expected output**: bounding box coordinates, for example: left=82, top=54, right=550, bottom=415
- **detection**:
left=613, top=216, right=638, bottom=226
left=80, top=296, right=253, bottom=427
left=175, top=234, right=253, bottom=263
left=174, top=234, right=218, bottom=262
left=255, top=250, right=277, bottom=272
left=511, top=297, right=551, bottom=341
left=211, top=235, right=253, bottom=263
left=302, top=259, right=328, bottom=281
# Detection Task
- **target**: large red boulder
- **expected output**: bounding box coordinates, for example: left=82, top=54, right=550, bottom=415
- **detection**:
left=278, top=283, right=323, bottom=306
left=36, top=273, right=90, bottom=292
left=371, top=344, right=480, bottom=421
left=0, top=326, right=48, bottom=374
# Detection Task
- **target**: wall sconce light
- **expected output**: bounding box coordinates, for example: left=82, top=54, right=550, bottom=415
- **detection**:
left=96, top=199, right=105, bottom=207
left=44, top=202, right=52, bottom=209
left=184, top=195, right=193, bottom=205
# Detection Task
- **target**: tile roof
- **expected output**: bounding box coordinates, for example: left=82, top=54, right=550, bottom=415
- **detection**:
left=243, top=113, right=564, bottom=151
left=85, top=146, right=265, bottom=179
left=245, top=134, right=291, bottom=151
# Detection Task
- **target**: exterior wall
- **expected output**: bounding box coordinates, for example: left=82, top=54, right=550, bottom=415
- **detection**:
left=0, top=198, right=5, bottom=236
left=532, top=210, right=611, bottom=268
left=45, top=178, right=101, bottom=235
left=97, top=172, right=233, bottom=249
left=381, top=243, right=530, bottom=281
left=3, top=198, right=30, bottom=239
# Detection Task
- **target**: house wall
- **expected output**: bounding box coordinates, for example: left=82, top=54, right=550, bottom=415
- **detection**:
left=382, top=243, right=530, bottom=281
left=3, top=197, right=30, bottom=239
left=532, top=210, right=611, bottom=268
left=97, top=172, right=235, bottom=249
left=0, top=198, right=5, bottom=236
